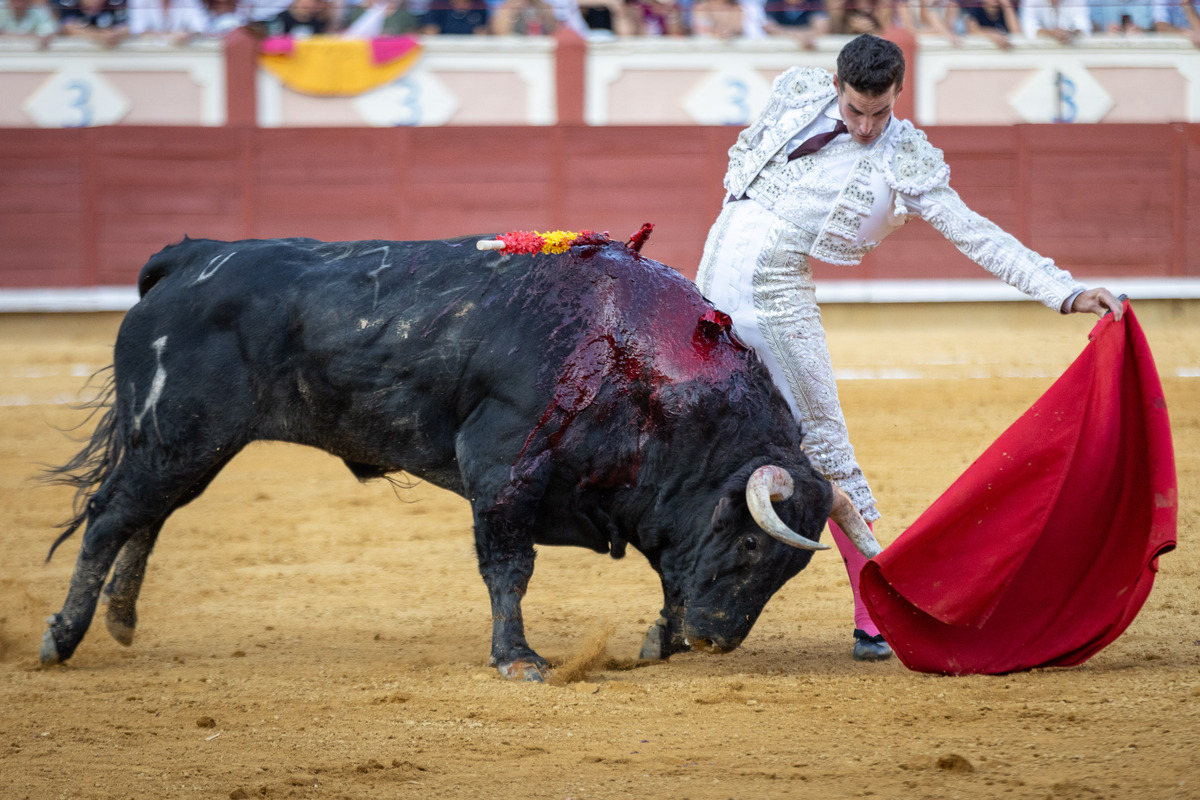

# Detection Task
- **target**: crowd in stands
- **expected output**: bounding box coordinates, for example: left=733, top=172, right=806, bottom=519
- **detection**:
left=0, top=0, right=1197, bottom=47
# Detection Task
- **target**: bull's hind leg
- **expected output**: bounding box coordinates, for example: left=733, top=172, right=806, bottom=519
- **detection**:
left=101, top=522, right=163, bottom=646
left=100, top=455, right=235, bottom=647
left=41, top=452, right=238, bottom=665
left=41, top=481, right=165, bottom=665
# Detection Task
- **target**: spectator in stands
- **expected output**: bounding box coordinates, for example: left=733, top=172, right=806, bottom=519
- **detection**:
left=738, top=0, right=769, bottom=36
left=201, top=0, right=246, bottom=35
left=419, top=0, right=489, bottom=32
left=341, top=0, right=421, bottom=34
left=692, top=0, right=742, bottom=36
left=48, top=0, right=77, bottom=23
left=947, top=0, right=1020, bottom=47
left=491, top=0, right=557, bottom=31
left=541, top=0, right=590, bottom=33
left=826, top=0, right=886, bottom=33
left=578, top=0, right=611, bottom=28
left=625, top=0, right=687, bottom=34
left=580, top=0, right=644, bottom=33
left=0, top=0, right=60, bottom=45
left=1154, top=0, right=1200, bottom=43
left=246, top=0, right=293, bottom=24
left=577, top=0, right=627, bottom=33
left=763, top=0, right=829, bottom=48
left=1091, top=0, right=1154, bottom=33
left=1019, top=0, right=1090, bottom=40
left=61, top=0, right=130, bottom=44
left=893, top=0, right=960, bottom=41
left=126, top=0, right=209, bottom=41
left=265, top=0, right=329, bottom=33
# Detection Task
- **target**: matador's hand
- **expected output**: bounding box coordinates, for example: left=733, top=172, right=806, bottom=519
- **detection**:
left=1071, top=287, right=1124, bottom=321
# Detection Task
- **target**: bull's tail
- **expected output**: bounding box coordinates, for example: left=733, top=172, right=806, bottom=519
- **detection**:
left=41, top=366, right=124, bottom=561
left=44, top=238, right=196, bottom=553
left=41, top=240, right=192, bottom=558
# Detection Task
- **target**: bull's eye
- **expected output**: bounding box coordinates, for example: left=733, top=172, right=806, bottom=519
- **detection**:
left=742, top=535, right=758, bottom=551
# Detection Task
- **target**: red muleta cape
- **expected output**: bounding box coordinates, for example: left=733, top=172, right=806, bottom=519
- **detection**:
left=860, top=301, right=1177, bottom=675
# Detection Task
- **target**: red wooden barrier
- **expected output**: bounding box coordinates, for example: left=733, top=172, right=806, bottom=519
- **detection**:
left=0, top=124, right=1195, bottom=290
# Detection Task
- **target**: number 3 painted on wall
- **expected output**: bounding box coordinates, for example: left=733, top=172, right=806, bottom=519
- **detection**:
left=1054, top=73, right=1076, bottom=124
left=64, top=78, right=94, bottom=128
left=391, top=77, right=422, bottom=127
left=723, top=78, right=750, bottom=126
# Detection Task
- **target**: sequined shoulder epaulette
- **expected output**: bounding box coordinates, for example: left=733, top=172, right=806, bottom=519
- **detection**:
left=878, top=122, right=950, bottom=196
left=773, top=67, right=836, bottom=109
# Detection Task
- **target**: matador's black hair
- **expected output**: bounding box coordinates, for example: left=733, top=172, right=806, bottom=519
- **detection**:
left=836, top=34, right=905, bottom=96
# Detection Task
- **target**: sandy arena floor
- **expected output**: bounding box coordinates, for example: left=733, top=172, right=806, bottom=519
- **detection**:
left=1, top=301, right=1197, bottom=800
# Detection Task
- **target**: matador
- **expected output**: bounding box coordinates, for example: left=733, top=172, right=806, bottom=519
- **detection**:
left=696, top=34, right=1123, bottom=661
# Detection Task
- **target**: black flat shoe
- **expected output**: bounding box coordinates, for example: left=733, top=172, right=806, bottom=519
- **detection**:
left=852, top=629, right=893, bottom=662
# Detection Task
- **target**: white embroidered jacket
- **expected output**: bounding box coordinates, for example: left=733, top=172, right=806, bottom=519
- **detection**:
left=723, top=67, right=1083, bottom=312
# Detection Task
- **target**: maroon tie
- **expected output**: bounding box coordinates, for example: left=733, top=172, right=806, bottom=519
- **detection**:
left=787, top=120, right=849, bottom=161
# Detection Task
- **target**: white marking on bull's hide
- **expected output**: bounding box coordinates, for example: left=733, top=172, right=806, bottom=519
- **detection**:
left=361, top=246, right=393, bottom=309
left=132, top=336, right=168, bottom=437
left=192, top=252, right=236, bottom=286
left=454, top=302, right=475, bottom=319
left=394, top=320, right=412, bottom=339
left=296, top=372, right=313, bottom=405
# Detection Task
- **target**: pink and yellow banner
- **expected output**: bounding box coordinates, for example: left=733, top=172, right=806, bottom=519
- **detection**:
left=259, top=35, right=422, bottom=97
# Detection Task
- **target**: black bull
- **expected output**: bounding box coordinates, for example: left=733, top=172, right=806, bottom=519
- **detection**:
left=42, top=234, right=855, bottom=680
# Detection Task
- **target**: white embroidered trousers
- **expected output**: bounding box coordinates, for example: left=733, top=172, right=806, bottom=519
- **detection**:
left=696, top=198, right=880, bottom=522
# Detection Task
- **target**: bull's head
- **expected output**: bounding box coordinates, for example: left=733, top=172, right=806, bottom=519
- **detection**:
left=644, top=464, right=882, bottom=659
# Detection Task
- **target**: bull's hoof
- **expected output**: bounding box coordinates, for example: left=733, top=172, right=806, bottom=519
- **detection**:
left=102, top=587, right=136, bottom=646
left=638, top=616, right=690, bottom=660
left=39, top=619, right=62, bottom=666
left=638, top=618, right=667, bottom=660
left=105, top=616, right=135, bottom=647
left=495, top=659, right=550, bottom=682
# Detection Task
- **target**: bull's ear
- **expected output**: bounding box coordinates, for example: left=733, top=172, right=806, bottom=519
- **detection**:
left=709, top=494, right=741, bottom=533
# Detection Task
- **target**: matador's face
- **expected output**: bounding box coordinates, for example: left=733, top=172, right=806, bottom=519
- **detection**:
left=833, top=76, right=901, bottom=146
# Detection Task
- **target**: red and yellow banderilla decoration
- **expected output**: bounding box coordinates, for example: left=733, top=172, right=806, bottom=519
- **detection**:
left=476, top=224, right=654, bottom=255
left=476, top=230, right=607, bottom=254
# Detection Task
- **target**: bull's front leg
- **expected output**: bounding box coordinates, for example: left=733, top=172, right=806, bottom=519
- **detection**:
left=476, top=544, right=546, bottom=681
left=470, top=452, right=554, bottom=682
left=639, top=579, right=691, bottom=661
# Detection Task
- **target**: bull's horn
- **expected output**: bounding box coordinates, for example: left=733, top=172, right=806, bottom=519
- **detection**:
left=829, top=485, right=883, bottom=559
left=746, top=466, right=831, bottom=551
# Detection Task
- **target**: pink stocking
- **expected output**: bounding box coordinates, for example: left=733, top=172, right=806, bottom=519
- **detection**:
left=828, top=519, right=879, bottom=637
